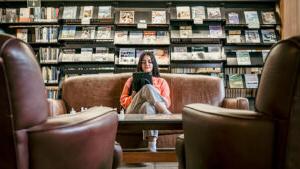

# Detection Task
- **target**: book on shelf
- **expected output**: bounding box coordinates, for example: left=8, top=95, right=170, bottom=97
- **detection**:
left=227, top=12, right=240, bottom=24
left=179, top=26, right=192, bottom=38
left=227, top=57, right=238, bottom=65
left=19, top=8, right=31, bottom=22
left=191, top=46, right=205, bottom=60
left=172, top=47, right=189, bottom=60
left=261, top=29, right=277, bottom=43
left=227, top=30, right=242, bottom=43
left=228, top=74, right=244, bottom=88
left=98, top=6, right=112, bottom=19
left=209, top=25, right=223, bottom=38
left=60, top=49, right=75, bottom=62
left=207, top=46, right=222, bottom=60
left=129, top=31, right=143, bottom=43
left=119, top=11, right=135, bottom=24
left=236, top=51, right=251, bottom=65
left=6, top=8, right=17, bottom=22
left=78, top=27, right=96, bottom=39
left=244, top=11, right=260, bottom=28
left=60, top=26, right=76, bottom=39
left=114, top=31, right=128, bottom=43
left=176, top=6, right=191, bottom=19
left=261, top=11, right=276, bottom=24
left=46, top=7, right=59, bottom=21
left=62, top=6, right=77, bottom=19
left=174, top=46, right=188, bottom=53
left=80, top=6, right=94, bottom=19
left=33, top=7, right=41, bottom=21
left=245, top=30, right=260, bottom=43
left=244, top=74, right=259, bottom=88
left=261, top=50, right=270, bottom=62
left=0, top=9, right=2, bottom=22
left=143, top=31, right=156, bottom=44
left=193, top=30, right=210, bottom=38
left=207, top=7, right=221, bottom=20
left=93, top=47, right=114, bottom=62
left=96, top=26, right=112, bottom=39
left=152, top=11, right=166, bottom=24
left=16, top=29, right=28, bottom=42
left=154, top=48, right=169, bottom=65
left=156, top=31, right=169, bottom=44
left=79, top=48, right=93, bottom=61
left=119, top=48, right=136, bottom=65
left=191, top=6, right=206, bottom=24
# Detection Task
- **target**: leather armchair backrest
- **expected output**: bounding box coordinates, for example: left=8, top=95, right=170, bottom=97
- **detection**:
left=256, top=36, right=300, bottom=119
left=255, top=36, right=300, bottom=169
left=0, top=34, right=48, bottom=130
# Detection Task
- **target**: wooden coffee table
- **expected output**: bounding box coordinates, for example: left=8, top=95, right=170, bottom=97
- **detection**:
left=118, top=114, right=182, bottom=163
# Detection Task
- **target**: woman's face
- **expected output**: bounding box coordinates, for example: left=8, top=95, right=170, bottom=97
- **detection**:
left=141, top=55, right=153, bottom=73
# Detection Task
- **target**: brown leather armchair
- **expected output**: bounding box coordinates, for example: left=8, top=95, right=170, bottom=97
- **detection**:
left=176, top=35, right=300, bottom=169
left=0, top=34, right=122, bottom=169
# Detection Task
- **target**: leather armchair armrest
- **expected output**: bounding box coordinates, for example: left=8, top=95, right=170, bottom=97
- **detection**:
left=222, top=97, right=249, bottom=110
left=47, top=98, right=67, bottom=116
left=176, top=134, right=186, bottom=169
left=28, top=106, right=119, bottom=169
left=182, top=103, right=274, bottom=169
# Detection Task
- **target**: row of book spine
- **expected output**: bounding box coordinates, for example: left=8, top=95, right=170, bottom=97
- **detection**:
left=16, top=27, right=58, bottom=43
left=225, top=88, right=257, bottom=98
left=170, top=67, right=222, bottom=74
left=41, top=66, right=59, bottom=83
left=1, top=6, right=277, bottom=25
left=46, top=87, right=59, bottom=99
left=0, top=7, right=59, bottom=23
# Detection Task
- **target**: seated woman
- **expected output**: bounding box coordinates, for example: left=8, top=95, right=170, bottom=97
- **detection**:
left=120, top=51, right=172, bottom=152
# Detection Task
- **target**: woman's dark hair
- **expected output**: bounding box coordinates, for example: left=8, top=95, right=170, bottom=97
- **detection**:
left=137, top=51, right=160, bottom=77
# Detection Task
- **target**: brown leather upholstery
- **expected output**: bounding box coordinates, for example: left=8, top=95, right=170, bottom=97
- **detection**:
left=177, top=35, right=300, bottom=169
left=0, top=34, right=121, bottom=169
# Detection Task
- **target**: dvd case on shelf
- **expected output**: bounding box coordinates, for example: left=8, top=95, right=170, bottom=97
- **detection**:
left=119, top=10, right=135, bottom=24
left=261, top=11, right=276, bottom=24
left=191, top=6, right=206, bottom=24
left=152, top=11, right=166, bottom=24
left=98, top=6, right=112, bottom=19
left=207, top=7, right=221, bottom=20
left=176, top=6, right=191, bottom=19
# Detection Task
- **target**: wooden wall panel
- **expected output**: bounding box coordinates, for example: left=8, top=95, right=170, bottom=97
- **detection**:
left=280, top=0, right=300, bottom=39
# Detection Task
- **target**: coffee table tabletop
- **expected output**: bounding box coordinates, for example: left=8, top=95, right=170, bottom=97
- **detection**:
left=118, top=114, right=182, bottom=131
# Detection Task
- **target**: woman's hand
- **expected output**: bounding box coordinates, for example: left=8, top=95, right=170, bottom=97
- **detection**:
left=131, top=91, right=137, bottom=98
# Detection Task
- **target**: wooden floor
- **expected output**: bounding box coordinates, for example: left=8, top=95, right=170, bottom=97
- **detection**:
left=118, top=162, right=178, bottom=169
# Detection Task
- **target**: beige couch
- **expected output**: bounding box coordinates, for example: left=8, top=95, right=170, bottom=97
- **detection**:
left=49, top=73, right=249, bottom=148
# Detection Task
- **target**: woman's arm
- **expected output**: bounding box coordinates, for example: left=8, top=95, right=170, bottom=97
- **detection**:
left=120, top=78, right=134, bottom=109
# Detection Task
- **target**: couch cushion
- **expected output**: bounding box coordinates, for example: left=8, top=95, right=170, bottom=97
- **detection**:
left=62, top=73, right=130, bottom=112
left=162, top=74, right=225, bottom=114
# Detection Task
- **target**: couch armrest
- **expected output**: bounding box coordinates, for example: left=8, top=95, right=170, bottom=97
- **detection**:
left=182, top=103, right=274, bottom=169
left=112, top=141, right=123, bottom=169
left=222, top=97, right=249, bottom=110
left=47, top=99, right=67, bottom=116
left=28, top=106, right=119, bottom=169
left=176, top=134, right=186, bottom=169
